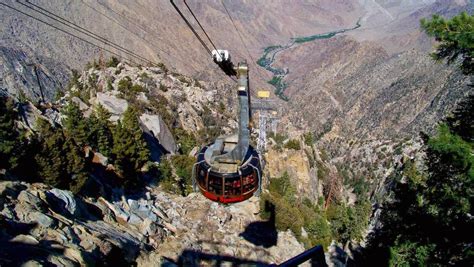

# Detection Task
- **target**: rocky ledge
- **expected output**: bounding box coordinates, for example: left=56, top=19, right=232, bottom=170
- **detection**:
left=0, top=181, right=308, bottom=266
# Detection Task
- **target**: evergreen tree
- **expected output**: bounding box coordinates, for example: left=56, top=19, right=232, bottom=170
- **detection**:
left=364, top=12, right=474, bottom=265
left=173, top=127, right=197, bottom=155
left=62, top=102, right=88, bottom=146
left=111, top=120, right=131, bottom=177
left=158, top=156, right=175, bottom=192
left=95, top=104, right=114, bottom=157
left=64, top=137, right=88, bottom=194
left=35, top=119, right=67, bottom=187
left=170, top=155, right=195, bottom=196
left=106, top=56, right=120, bottom=68
left=87, top=104, right=113, bottom=157
left=34, top=118, right=88, bottom=193
left=112, top=107, right=149, bottom=186
left=0, top=97, right=25, bottom=170
left=87, top=112, right=100, bottom=149
left=121, top=106, right=149, bottom=166
left=422, top=123, right=473, bottom=264
left=365, top=101, right=474, bottom=265
left=421, top=12, right=474, bottom=74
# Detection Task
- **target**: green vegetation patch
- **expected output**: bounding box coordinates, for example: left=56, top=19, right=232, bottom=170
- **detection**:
left=261, top=171, right=370, bottom=249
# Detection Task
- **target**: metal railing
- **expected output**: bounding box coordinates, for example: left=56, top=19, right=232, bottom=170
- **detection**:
left=275, top=245, right=327, bottom=267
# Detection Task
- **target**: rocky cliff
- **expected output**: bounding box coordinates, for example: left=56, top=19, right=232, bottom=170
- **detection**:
left=1, top=60, right=322, bottom=265
left=282, top=37, right=472, bottom=140
left=0, top=180, right=308, bottom=266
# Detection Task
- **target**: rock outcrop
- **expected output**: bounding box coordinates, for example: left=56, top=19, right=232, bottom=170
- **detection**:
left=94, top=92, right=129, bottom=122
left=137, top=191, right=306, bottom=266
left=0, top=46, right=68, bottom=103
left=0, top=180, right=310, bottom=266
left=0, top=180, right=170, bottom=265
left=140, top=113, right=176, bottom=154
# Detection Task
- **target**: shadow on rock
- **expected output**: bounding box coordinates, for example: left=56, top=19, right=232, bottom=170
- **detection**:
left=0, top=239, right=65, bottom=267
left=0, top=218, right=63, bottom=266
left=239, top=200, right=278, bottom=248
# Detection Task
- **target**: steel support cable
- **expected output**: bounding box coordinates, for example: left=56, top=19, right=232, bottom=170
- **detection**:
left=182, top=0, right=238, bottom=84
left=80, top=0, right=165, bottom=49
left=94, top=0, right=163, bottom=42
left=170, top=0, right=237, bottom=83
left=80, top=0, right=148, bottom=41
left=0, top=2, right=139, bottom=66
left=179, top=1, right=238, bottom=83
left=220, top=0, right=267, bottom=83
left=19, top=0, right=151, bottom=65
left=78, top=0, right=200, bottom=74
left=18, top=0, right=155, bottom=66
left=182, top=0, right=219, bottom=53
left=84, top=0, right=230, bottom=82
left=170, top=0, right=212, bottom=56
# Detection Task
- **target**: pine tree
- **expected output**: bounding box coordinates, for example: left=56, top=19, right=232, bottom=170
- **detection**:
left=112, top=107, right=150, bottom=186
left=423, top=123, right=473, bottom=264
left=366, top=103, right=474, bottom=265
left=87, top=112, right=100, bottom=149
left=421, top=12, right=474, bottom=74
left=112, top=120, right=132, bottom=177
left=35, top=119, right=67, bottom=187
left=34, top=118, right=89, bottom=192
left=121, top=106, right=150, bottom=167
left=87, top=104, right=114, bottom=157
left=95, top=104, right=114, bottom=157
left=62, top=102, right=88, bottom=146
left=0, top=97, right=24, bottom=170
left=64, top=137, right=88, bottom=194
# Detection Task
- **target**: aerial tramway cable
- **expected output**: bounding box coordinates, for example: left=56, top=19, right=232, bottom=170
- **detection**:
left=182, top=0, right=219, bottom=53
left=170, top=0, right=212, bottom=56
left=78, top=0, right=201, bottom=73
left=0, top=2, right=140, bottom=65
left=17, top=0, right=156, bottom=66
left=170, top=0, right=237, bottom=83
left=93, top=0, right=164, bottom=42
left=220, top=0, right=267, bottom=82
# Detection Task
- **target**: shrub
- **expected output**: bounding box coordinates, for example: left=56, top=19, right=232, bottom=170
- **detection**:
left=305, top=214, right=332, bottom=248
left=177, top=75, right=188, bottom=85
left=159, top=82, right=168, bottom=92
left=268, top=132, right=287, bottom=146
left=118, top=77, right=132, bottom=94
left=158, top=156, right=175, bottom=192
left=303, top=132, right=314, bottom=146
left=139, top=72, right=149, bottom=79
left=268, top=171, right=297, bottom=204
left=117, top=77, right=146, bottom=101
left=260, top=193, right=304, bottom=237
left=174, top=128, right=197, bottom=155
left=319, top=148, right=329, bottom=161
left=157, top=62, right=168, bottom=73
left=285, top=139, right=301, bottom=150
left=106, top=57, right=120, bottom=68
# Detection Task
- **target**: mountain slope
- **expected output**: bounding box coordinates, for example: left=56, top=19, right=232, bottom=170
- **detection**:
left=0, top=0, right=367, bottom=102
